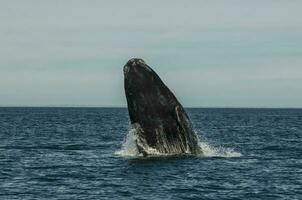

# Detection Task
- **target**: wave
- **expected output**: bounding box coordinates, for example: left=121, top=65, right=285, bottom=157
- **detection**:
left=115, top=128, right=242, bottom=158
left=198, top=141, right=242, bottom=158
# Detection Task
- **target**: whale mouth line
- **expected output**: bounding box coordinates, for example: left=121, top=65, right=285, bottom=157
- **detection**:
left=123, top=65, right=130, bottom=75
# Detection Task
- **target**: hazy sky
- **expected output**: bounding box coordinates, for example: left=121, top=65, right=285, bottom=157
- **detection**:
left=1, top=0, right=302, bottom=107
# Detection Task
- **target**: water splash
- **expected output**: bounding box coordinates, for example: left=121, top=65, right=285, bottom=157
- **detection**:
left=115, top=128, right=139, bottom=157
left=198, top=142, right=242, bottom=158
left=115, top=128, right=242, bottom=158
left=115, top=128, right=166, bottom=157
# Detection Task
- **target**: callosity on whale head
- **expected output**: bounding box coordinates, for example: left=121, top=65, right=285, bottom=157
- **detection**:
left=124, top=58, right=202, bottom=156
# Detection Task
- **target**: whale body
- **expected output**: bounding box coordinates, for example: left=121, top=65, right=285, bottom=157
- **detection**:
left=124, top=58, right=202, bottom=156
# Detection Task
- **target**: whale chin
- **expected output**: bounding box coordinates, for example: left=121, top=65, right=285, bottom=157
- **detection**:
left=124, top=58, right=202, bottom=156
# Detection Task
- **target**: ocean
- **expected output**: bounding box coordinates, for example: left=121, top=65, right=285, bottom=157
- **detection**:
left=0, top=107, right=301, bottom=199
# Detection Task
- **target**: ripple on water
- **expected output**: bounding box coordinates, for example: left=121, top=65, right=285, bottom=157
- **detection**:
left=0, top=108, right=301, bottom=200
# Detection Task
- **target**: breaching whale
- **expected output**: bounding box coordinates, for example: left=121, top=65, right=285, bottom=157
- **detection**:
left=124, top=58, right=202, bottom=156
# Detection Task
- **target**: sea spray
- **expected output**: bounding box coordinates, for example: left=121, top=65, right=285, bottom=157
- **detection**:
left=115, top=128, right=139, bottom=157
left=115, top=127, right=165, bottom=157
left=115, top=129, right=242, bottom=158
left=198, top=141, right=242, bottom=158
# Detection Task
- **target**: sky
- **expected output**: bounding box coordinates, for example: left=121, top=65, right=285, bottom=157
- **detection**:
left=0, top=0, right=302, bottom=107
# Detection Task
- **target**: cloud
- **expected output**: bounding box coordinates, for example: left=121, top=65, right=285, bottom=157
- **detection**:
left=0, top=0, right=302, bottom=107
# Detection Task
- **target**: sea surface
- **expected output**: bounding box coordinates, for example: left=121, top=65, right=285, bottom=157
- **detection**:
left=0, top=107, right=301, bottom=200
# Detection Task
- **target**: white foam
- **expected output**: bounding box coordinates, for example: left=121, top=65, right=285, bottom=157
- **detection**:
left=198, top=141, right=242, bottom=158
left=115, top=128, right=139, bottom=157
left=115, top=129, right=242, bottom=158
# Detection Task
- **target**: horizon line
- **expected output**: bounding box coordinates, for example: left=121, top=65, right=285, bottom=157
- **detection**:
left=0, top=105, right=301, bottom=109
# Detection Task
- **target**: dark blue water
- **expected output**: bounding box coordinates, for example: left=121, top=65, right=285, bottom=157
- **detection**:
left=0, top=108, right=301, bottom=199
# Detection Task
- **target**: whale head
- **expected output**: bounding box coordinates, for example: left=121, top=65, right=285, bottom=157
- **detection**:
left=123, top=58, right=157, bottom=89
left=123, top=58, right=177, bottom=123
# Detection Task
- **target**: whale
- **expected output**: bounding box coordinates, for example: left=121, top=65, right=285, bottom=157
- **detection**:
left=123, top=58, right=202, bottom=156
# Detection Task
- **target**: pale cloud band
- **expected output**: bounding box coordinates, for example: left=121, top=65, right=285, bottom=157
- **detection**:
left=0, top=0, right=302, bottom=107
